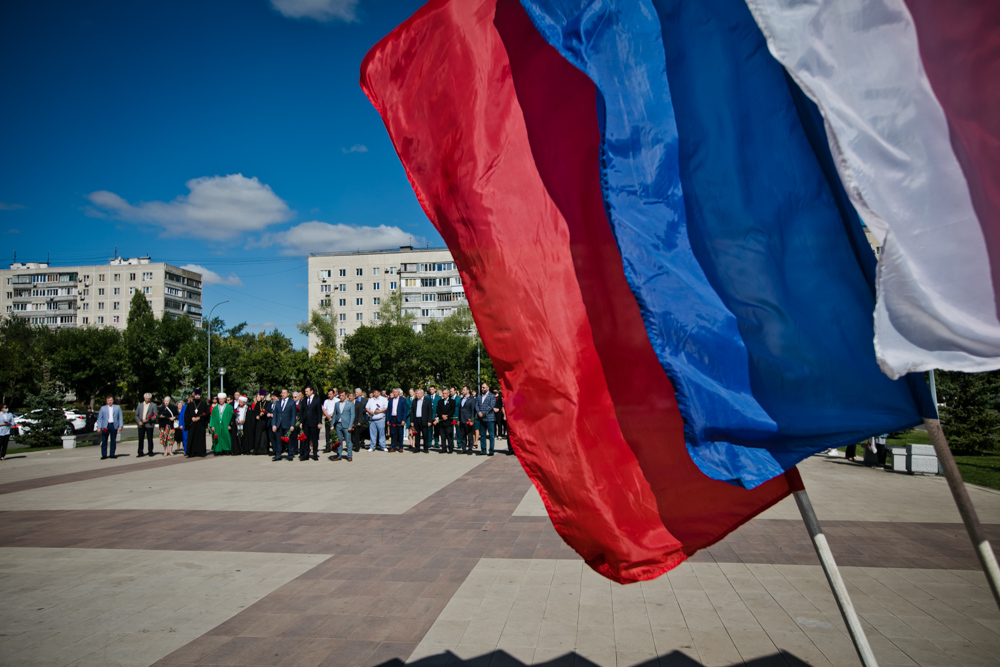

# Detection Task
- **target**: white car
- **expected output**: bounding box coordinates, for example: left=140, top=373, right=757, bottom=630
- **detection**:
left=16, top=409, right=88, bottom=436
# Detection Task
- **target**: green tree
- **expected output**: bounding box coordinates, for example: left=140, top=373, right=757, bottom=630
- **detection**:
left=19, top=388, right=68, bottom=447
left=48, top=326, right=123, bottom=408
left=937, top=370, right=1000, bottom=453
left=123, top=290, right=160, bottom=403
left=298, top=303, right=340, bottom=349
left=378, top=289, right=415, bottom=327
left=343, top=324, right=422, bottom=390
left=0, top=316, right=48, bottom=407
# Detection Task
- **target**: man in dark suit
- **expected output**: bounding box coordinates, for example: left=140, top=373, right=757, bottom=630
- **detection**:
left=410, top=388, right=431, bottom=453
left=458, top=386, right=476, bottom=454
left=300, top=386, right=323, bottom=461
left=427, top=386, right=441, bottom=449
left=271, top=388, right=296, bottom=461
left=386, top=388, right=408, bottom=452
left=352, top=388, right=367, bottom=452
left=436, top=388, right=456, bottom=453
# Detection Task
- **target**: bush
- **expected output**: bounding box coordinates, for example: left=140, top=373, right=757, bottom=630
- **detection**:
left=19, top=389, right=68, bottom=448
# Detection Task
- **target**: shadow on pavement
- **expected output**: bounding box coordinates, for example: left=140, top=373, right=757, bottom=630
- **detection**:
left=375, top=649, right=814, bottom=666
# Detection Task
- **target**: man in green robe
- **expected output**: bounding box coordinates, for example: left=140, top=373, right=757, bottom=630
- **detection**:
left=209, top=392, right=233, bottom=455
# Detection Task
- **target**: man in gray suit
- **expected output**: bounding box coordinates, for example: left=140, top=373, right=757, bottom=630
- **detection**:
left=331, top=390, right=355, bottom=462
left=135, top=393, right=158, bottom=457
left=271, top=388, right=296, bottom=461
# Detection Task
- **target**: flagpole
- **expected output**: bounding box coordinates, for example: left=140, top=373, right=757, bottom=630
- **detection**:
left=792, top=483, right=878, bottom=667
left=923, top=417, right=1000, bottom=611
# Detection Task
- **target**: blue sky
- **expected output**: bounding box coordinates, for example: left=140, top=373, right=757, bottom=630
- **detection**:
left=0, top=0, right=436, bottom=347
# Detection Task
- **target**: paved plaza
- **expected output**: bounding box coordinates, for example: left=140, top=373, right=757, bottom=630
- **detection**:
left=1, top=442, right=999, bottom=666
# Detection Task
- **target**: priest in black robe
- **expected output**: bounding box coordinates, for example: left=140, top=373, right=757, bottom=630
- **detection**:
left=247, top=390, right=268, bottom=455
left=185, top=389, right=209, bottom=457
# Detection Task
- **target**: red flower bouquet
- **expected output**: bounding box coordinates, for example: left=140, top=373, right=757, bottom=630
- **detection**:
left=281, top=436, right=290, bottom=443
left=297, top=433, right=307, bottom=442
left=451, top=420, right=457, bottom=426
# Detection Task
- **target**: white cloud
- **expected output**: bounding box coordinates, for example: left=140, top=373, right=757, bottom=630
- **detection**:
left=0, top=202, right=26, bottom=211
left=270, top=0, right=358, bottom=22
left=87, top=174, right=293, bottom=242
left=258, top=221, right=421, bottom=255
left=342, top=144, right=368, bottom=153
left=180, top=264, right=244, bottom=286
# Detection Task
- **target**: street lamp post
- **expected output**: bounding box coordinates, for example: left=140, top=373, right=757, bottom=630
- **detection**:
left=219, top=367, right=226, bottom=394
left=206, top=301, right=228, bottom=397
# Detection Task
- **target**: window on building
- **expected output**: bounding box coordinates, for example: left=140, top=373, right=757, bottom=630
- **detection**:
left=320, top=284, right=332, bottom=293
left=81, top=289, right=88, bottom=296
left=356, top=298, right=363, bottom=306
left=356, top=283, right=364, bottom=291
left=98, top=302, right=105, bottom=310
left=319, top=269, right=331, bottom=279
left=372, top=267, right=379, bottom=275
left=82, top=303, right=89, bottom=311
left=390, top=282, right=397, bottom=290
left=98, top=274, right=106, bottom=282
left=143, top=286, right=152, bottom=295
left=422, top=293, right=436, bottom=302
left=113, top=273, right=120, bottom=281
left=356, top=268, right=364, bottom=276
left=339, top=328, right=346, bottom=337
left=98, top=288, right=105, bottom=296
left=112, top=302, right=120, bottom=310
left=389, top=267, right=398, bottom=275
left=373, top=297, right=381, bottom=305
left=97, top=316, right=104, bottom=324
left=129, top=287, right=135, bottom=295
left=339, top=313, right=346, bottom=322
left=356, top=313, right=363, bottom=321
left=113, top=287, right=120, bottom=295
left=339, top=283, right=347, bottom=292
left=403, top=263, right=417, bottom=272
left=320, top=298, right=331, bottom=307
left=421, top=278, right=436, bottom=287
left=422, top=309, right=431, bottom=317
left=11, top=303, right=26, bottom=311
left=404, top=294, right=420, bottom=303
left=129, top=273, right=136, bottom=281
left=82, top=317, right=89, bottom=324
left=142, top=272, right=153, bottom=280
left=439, top=277, right=451, bottom=286
left=339, top=298, right=346, bottom=307
left=113, top=316, right=120, bottom=324
left=339, top=269, right=346, bottom=277
left=373, top=312, right=380, bottom=320
left=373, top=282, right=380, bottom=291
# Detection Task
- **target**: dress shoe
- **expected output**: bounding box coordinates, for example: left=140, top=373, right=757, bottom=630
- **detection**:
left=110, top=455, right=118, bottom=459
left=272, top=457, right=282, bottom=461
left=330, top=455, right=341, bottom=461
left=137, top=453, right=146, bottom=458
left=101, top=456, right=108, bottom=460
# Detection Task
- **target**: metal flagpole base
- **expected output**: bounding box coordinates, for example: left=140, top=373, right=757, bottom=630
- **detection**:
left=793, top=485, right=878, bottom=667
left=923, top=417, right=1000, bottom=612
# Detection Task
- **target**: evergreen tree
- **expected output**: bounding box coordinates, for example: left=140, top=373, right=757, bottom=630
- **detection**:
left=123, top=290, right=160, bottom=403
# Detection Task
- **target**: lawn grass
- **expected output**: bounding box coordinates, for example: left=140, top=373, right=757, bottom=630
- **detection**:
left=886, top=430, right=931, bottom=446
left=953, top=454, right=1000, bottom=491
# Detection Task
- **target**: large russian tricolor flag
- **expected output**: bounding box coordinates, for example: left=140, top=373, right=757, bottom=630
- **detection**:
left=361, top=0, right=992, bottom=582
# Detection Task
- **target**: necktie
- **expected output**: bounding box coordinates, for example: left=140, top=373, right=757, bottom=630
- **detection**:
left=281, top=399, right=286, bottom=410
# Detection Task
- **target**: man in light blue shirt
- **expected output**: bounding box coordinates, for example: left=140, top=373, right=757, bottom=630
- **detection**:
left=0, top=404, right=13, bottom=461
left=96, top=396, right=124, bottom=460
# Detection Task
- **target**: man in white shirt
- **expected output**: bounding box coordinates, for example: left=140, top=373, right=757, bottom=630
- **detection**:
left=322, top=388, right=339, bottom=453
left=366, top=389, right=388, bottom=452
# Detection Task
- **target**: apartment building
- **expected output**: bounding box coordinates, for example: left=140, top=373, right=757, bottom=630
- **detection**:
left=0, top=257, right=203, bottom=330
left=307, top=246, right=467, bottom=353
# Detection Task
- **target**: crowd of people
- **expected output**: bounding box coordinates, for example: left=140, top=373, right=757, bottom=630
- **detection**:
left=92, top=382, right=510, bottom=461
